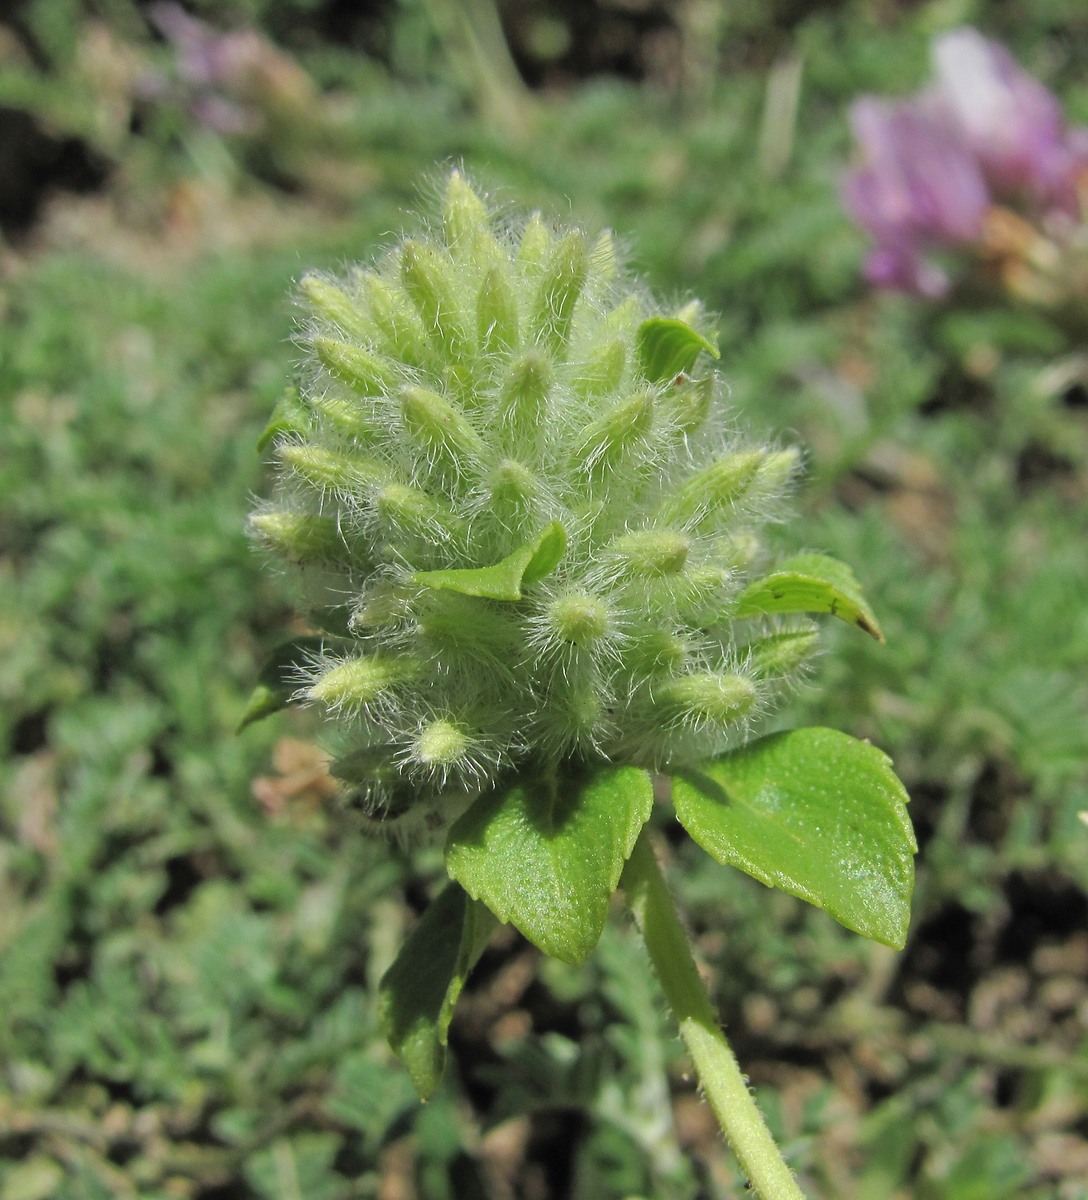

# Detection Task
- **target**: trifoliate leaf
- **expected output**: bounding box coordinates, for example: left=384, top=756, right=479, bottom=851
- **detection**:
left=378, top=882, right=498, bottom=1098
left=413, top=521, right=566, bottom=600
left=733, top=554, right=884, bottom=641
left=637, top=317, right=719, bottom=384
left=237, top=636, right=325, bottom=732
left=672, top=727, right=915, bottom=948
left=446, top=765, right=654, bottom=964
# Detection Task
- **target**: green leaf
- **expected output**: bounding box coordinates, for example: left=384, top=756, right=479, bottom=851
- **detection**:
left=256, top=386, right=310, bottom=453
left=733, top=553, right=884, bottom=642
left=378, top=882, right=497, bottom=1098
left=243, top=1133, right=342, bottom=1200
left=236, top=636, right=325, bottom=732
left=413, top=521, right=566, bottom=600
left=672, top=728, right=915, bottom=948
left=308, top=605, right=354, bottom=638
left=636, top=317, right=719, bottom=384
left=446, top=765, right=654, bottom=965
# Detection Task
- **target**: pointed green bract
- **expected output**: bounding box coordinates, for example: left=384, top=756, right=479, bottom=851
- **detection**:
left=637, top=317, right=719, bottom=384
left=256, top=387, right=310, bottom=453
left=734, top=553, right=884, bottom=641
left=378, top=882, right=498, bottom=1098
left=237, top=636, right=327, bottom=732
left=413, top=521, right=566, bottom=600
left=672, top=727, right=916, bottom=948
left=445, top=765, right=654, bottom=964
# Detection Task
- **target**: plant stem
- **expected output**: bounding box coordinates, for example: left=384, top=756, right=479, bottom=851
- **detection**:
left=621, top=828, right=807, bottom=1200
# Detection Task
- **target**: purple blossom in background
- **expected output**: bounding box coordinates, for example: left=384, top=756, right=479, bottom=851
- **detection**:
left=843, top=97, right=989, bottom=295
left=931, top=28, right=1086, bottom=213
left=843, top=27, right=1088, bottom=297
left=146, top=2, right=315, bottom=135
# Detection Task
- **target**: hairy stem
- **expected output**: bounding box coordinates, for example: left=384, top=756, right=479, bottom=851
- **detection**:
left=621, top=828, right=807, bottom=1200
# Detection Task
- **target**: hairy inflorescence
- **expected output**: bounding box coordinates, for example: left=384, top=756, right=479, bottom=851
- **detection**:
left=252, top=171, right=819, bottom=833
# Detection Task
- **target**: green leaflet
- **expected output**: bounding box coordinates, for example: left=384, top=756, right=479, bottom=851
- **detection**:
left=672, top=727, right=915, bottom=948
left=445, top=765, right=654, bottom=965
left=636, top=317, right=719, bottom=384
left=236, top=636, right=326, bottom=732
left=412, top=521, right=566, bottom=600
left=378, top=882, right=498, bottom=1098
left=733, top=553, right=885, bottom=641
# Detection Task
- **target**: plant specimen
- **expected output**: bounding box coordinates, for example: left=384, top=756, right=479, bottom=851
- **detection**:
left=246, top=171, right=915, bottom=1197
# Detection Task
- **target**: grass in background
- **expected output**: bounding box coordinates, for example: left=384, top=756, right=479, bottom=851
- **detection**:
left=1, top=1, right=1087, bottom=1196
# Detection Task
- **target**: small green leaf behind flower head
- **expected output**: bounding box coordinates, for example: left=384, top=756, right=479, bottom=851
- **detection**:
left=413, top=521, right=567, bottom=600
left=237, top=636, right=327, bottom=732
left=378, top=881, right=498, bottom=1098
left=734, top=553, right=885, bottom=641
left=637, top=316, right=720, bottom=384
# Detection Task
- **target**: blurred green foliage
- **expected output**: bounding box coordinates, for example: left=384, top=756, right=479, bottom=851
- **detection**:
left=2, top=0, right=1087, bottom=1196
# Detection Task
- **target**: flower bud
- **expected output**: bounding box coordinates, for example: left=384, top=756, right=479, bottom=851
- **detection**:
left=498, top=350, right=553, bottom=446
left=529, top=231, right=588, bottom=355
left=629, top=629, right=689, bottom=675
left=308, top=655, right=417, bottom=713
left=300, top=274, right=369, bottom=339
left=517, top=211, right=552, bottom=273
left=374, top=482, right=460, bottom=540
left=572, top=389, right=655, bottom=476
left=609, top=529, right=691, bottom=577
left=399, top=386, right=484, bottom=473
left=359, top=271, right=431, bottom=368
left=668, top=451, right=765, bottom=523
left=277, top=443, right=388, bottom=493
left=745, top=626, right=820, bottom=679
left=657, top=672, right=759, bottom=727
left=250, top=510, right=348, bottom=564
left=313, top=337, right=398, bottom=397
left=443, top=169, right=495, bottom=256
left=547, top=592, right=611, bottom=647
left=400, top=239, right=469, bottom=361
left=253, top=171, right=821, bottom=831
left=574, top=337, right=627, bottom=399
left=477, top=264, right=520, bottom=357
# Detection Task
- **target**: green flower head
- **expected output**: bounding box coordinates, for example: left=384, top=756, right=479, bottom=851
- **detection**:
left=251, top=171, right=837, bottom=835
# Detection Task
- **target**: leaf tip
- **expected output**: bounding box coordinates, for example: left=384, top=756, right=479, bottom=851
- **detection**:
left=857, top=614, right=885, bottom=643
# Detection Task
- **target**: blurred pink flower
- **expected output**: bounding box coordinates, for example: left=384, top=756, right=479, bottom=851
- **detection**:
left=843, top=27, right=1088, bottom=297
left=842, top=97, right=990, bottom=296
left=931, top=28, right=1084, bottom=213
left=147, top=3, right=316, bottom=135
